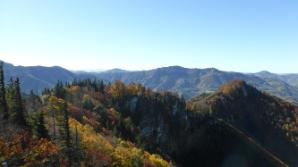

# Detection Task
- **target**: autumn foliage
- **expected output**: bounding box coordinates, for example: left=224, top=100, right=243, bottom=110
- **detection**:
left=0, top=130, right=58, bottom=166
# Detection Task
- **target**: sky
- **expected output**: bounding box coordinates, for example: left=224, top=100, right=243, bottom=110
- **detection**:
left=0, top=0, right=297, bottom=73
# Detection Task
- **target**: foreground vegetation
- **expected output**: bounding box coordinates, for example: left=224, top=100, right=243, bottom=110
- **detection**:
left=0, top=62, right=171, bottom=167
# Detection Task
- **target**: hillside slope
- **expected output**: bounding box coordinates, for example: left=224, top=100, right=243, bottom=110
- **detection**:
left=56, top=80, right=289, bottom=166
left=190, top=80, right=298, bottom=166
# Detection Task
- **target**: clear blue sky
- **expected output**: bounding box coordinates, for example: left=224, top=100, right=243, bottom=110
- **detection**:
left=0, top=0, right=297, bottom=73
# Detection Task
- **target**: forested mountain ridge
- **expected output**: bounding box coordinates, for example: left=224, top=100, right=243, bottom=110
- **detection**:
left=189, top=80, right=298, bottom=166
left=0, top=61, right=295, bottom=167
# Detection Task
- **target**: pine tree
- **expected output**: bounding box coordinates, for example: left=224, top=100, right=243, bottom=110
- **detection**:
left=59, top=101, right=72, bottom=167
left=8, top=78, right=26, bottom=126
left=54, top=81, right=66, bottom=99
left=27, top=90, right=42, bottom=112
left=35, top=110, right=49, bottom=138
left=0, top=61, right=8, bottom=119
left=42, top=88, right=51, bottom=95
left=99, top=80, right=105, bottom=93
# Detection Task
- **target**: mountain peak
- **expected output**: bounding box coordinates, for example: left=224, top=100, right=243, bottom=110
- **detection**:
left=191, top=80, right=298, bottom=166
left=258, top=70, right=272, bottom=74
left=205, top=67, right=220, bottom=72
left=104, top=68, right=128, bottom=73
left=219, top=80, right=250, bottom=96
left=156, top=65, right=187, bottom=71
left=254, top=71, right=278, bottom=78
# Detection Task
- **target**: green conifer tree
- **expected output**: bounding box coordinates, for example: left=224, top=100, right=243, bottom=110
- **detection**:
left=54, top=81, right=66, bottom=99
left=35, top=110, right=49, bottom=138
left=0, top=61, right=8, bottom=119
left=8, top=78, right=26, bottom=126
left=58, top=101, right=72, bottom=167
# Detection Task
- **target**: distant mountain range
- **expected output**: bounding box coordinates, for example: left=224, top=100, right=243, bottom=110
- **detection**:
left=97, top=66, right=298, bottom=103
left=253, top=71, right=298, bottom=88
left=2, top=62, right=75, bottom=93
left=2, top=60, right=298, bottom=103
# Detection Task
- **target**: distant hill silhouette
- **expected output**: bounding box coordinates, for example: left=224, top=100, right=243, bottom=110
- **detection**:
left=254, top=71, right=298, bottom=88
left=2, top=61, right=75, bottom=93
